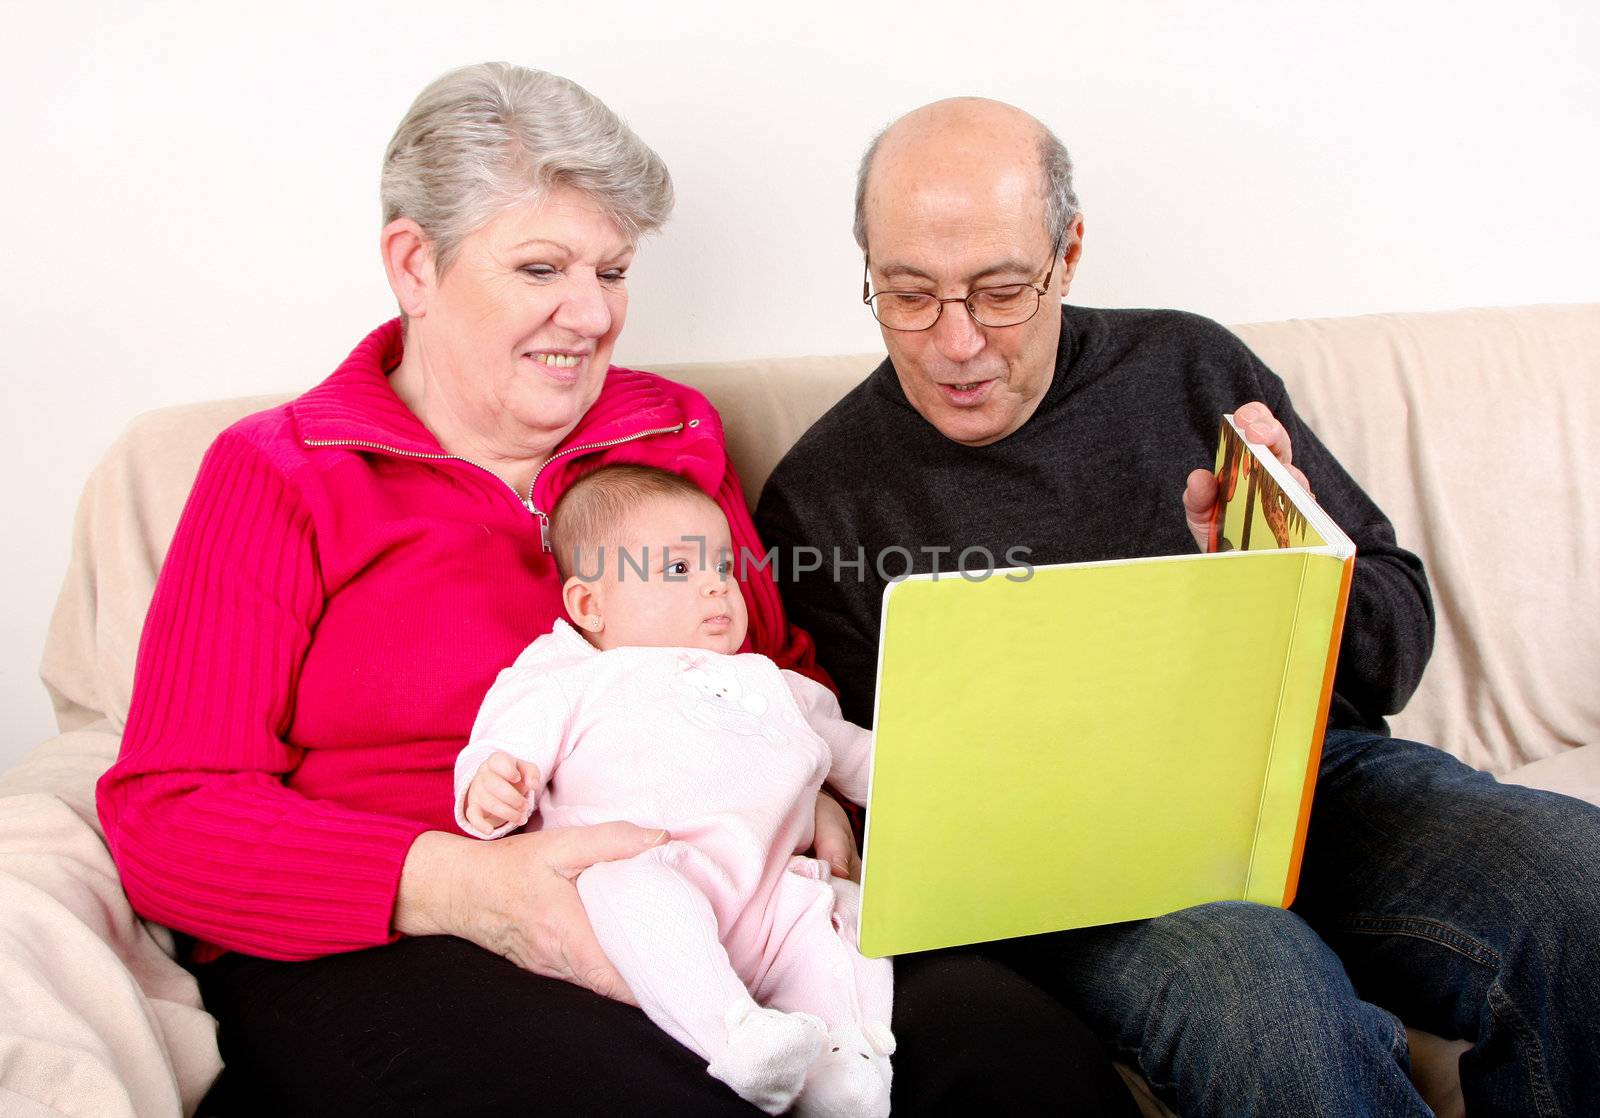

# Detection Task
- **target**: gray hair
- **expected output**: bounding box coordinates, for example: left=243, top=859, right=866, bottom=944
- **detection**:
left=852, top=119, right=1080, bottom=254
left=381, top=63, right=673, bottom=276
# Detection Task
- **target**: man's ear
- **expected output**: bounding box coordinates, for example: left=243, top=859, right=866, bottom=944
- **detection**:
left=381, top=217, right=435, bottom=318
left=1057, top=213, right=1086, bottom=296
left=563, top=574, right=605, bottom=636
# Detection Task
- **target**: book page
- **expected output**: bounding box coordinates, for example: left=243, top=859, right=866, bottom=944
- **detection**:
left=1208, top=418, right=1325, bottom=553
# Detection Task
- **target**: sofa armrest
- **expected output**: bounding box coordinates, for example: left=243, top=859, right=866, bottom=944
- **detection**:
left=0, top=729, right=220, bottom=1117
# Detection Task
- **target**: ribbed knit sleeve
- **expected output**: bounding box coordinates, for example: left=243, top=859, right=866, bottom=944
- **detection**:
left=97, top=430, right=431, bottom=961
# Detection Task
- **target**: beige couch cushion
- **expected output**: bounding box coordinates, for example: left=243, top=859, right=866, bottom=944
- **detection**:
left=41, top=396, right=288, bottom=739
left=1233, top=305, right=1600, bottom=773
left=651, top=353, right=877, bottom=504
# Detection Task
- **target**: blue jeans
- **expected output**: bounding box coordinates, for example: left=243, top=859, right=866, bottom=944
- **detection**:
left=996, top=730, right=1600, bottom=1117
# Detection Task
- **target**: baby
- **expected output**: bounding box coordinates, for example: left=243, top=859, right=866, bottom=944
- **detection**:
left=455, top=465, right=893, bottom=1117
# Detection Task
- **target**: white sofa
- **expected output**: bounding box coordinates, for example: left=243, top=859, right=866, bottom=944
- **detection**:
left=3, top=304, right=1596, bottom=1116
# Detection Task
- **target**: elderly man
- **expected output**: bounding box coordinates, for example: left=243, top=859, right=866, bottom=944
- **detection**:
left=756, top=98, right=1600, bottom=1116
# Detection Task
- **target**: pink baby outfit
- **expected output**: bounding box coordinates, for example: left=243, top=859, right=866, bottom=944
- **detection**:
left=454, top=621, right=893, bottom=1114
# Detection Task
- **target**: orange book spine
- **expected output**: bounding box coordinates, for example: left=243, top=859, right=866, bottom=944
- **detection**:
left=1279, top=553, right=1356, bottom=907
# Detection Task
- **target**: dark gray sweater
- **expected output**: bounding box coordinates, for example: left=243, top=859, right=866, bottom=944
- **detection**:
left=755, top=305, right=1434, bottom=734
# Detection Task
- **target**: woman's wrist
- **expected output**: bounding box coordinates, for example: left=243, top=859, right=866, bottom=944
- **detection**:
left=393, top=830, right=476, bottom=938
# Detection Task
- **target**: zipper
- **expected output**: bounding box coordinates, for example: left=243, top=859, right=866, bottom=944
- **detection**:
left=304, top=421, right=687, bottom=551
left=524, top=424, right=686, bottom=549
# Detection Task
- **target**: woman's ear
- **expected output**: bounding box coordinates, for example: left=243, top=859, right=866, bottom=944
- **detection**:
left=563, top=574, right=605, bottom=637
left=381, top=217, right=435, bottom=317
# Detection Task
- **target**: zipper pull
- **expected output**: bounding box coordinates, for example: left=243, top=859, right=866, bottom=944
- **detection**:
left=535, top=507, right=552, bottom=552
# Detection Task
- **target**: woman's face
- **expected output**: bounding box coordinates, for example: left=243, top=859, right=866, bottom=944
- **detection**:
left=413, top=186, right=634, bottom=457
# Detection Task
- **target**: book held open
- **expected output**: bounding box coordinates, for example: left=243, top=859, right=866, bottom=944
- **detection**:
left=856, top=415, right=1356, bottom=957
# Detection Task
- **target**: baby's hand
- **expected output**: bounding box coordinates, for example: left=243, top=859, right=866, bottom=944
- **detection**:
left=465, top=751, right=542, bottom=834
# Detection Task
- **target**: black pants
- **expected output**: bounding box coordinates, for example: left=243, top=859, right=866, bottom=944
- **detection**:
left=194, top=935, right=1139, bottom=1116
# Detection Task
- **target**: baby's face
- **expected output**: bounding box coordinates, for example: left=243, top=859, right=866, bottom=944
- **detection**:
left=586, top=494, right=749, bottom=655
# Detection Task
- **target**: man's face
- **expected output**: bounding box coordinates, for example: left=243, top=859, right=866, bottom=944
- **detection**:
left=864, top=162, right=1082, bottom=446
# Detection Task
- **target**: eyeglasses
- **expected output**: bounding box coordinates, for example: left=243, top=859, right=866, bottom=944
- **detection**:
left=862, top=244, right=1062, bottom=331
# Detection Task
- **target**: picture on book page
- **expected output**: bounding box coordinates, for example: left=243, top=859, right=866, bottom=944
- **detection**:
left=1208, top=418, right=1320, bottom=553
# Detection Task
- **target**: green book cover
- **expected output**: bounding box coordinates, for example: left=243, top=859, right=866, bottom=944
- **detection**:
left=857, top=416, right=1355, bottom=958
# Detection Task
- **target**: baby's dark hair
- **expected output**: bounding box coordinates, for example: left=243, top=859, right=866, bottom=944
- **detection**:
left=550, top=465, right=720, bottom=580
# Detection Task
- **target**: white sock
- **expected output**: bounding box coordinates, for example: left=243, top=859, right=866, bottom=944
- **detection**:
left=706, top=1005, right=828, bottom=1114
left=794, top=1022, right=895, bottom=1118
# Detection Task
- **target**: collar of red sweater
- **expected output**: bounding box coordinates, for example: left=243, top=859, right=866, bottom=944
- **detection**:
left=291, top=318, right=729, bottom=508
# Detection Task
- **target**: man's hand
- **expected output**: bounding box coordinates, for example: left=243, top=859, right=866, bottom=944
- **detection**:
left=395, top=824, right=670, bottom=1005
left=812, top=788, right=861, bottom=882
left=463, top=750, right=541, bottom=834
left=1182, top=401, right=1313, bottom=550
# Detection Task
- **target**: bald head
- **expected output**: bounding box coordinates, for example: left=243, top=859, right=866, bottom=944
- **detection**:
left=851, top=98, right=1086, bottom=447
left=853, top=98, right=1079, bottom=256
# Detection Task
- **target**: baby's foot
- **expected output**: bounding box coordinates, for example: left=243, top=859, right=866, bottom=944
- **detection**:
left=707, top=1005, right=828, bottom=1114
left=794, top=1022, right=895, bottom=1118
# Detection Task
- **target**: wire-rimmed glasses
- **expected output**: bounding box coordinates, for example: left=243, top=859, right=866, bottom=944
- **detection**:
left=862, top=243, right=1062, bottom=331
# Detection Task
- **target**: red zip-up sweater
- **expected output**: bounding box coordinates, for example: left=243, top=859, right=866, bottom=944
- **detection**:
left=97, top=319, right=823, bottom=962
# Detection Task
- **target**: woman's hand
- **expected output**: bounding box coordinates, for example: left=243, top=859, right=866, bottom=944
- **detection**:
left=395, top=824, right=669, bottom=1004
left=812, top=788, right=861, bottom=882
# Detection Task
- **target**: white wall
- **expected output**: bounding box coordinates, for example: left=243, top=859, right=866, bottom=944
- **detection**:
left=3, top=0, right=1597, bottom=766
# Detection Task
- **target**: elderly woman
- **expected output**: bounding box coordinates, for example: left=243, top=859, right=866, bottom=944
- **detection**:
left=96, top=63, right=1135, bottom=1115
